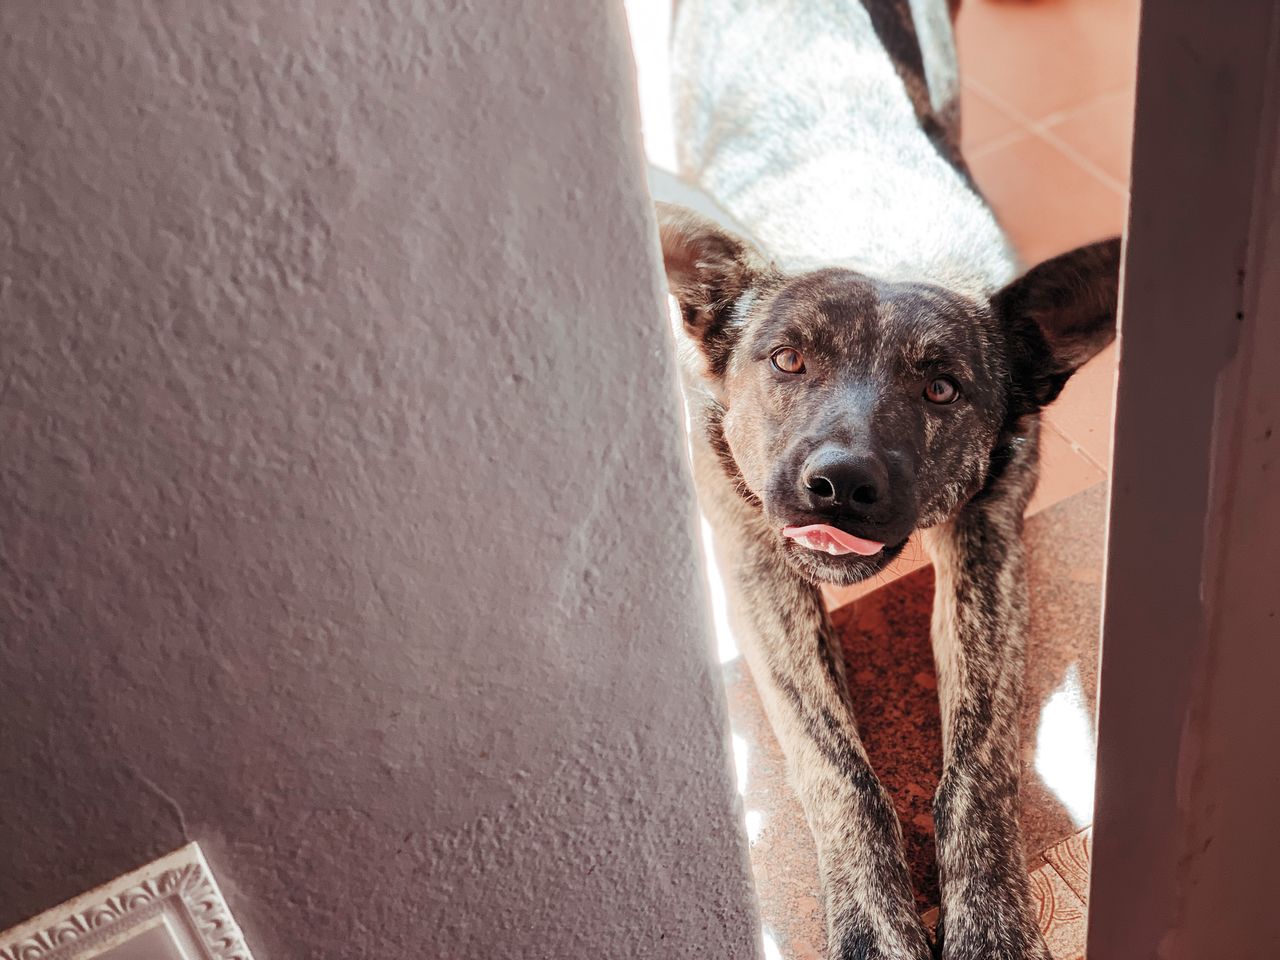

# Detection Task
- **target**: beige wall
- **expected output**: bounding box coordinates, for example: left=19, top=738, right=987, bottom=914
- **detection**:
left=0, top=2, right=757, bottom=956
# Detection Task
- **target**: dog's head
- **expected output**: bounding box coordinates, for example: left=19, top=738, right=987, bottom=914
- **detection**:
left=658, top=202, right=1120, bottom=585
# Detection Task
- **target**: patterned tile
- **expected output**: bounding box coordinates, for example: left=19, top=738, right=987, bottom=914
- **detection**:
left=919, top=863, right=1088, bottom=960
left=1043, top=827, right=1093, bottom=904
left=1028, top=863, right=1088, bottom=960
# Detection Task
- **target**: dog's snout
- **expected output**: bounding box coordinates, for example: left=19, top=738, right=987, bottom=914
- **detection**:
left=800, top=445, right=888, bottom=509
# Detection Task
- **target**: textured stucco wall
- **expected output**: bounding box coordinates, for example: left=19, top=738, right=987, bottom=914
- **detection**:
left=0, top=2, right=757, bottom=956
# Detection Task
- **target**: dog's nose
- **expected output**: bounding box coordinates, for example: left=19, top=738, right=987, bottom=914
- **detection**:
left=801, top=445, right=888, bottom=509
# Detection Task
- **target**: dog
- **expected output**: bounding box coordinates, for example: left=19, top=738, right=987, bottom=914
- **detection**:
left=654, top=1, right=1120, bottom=958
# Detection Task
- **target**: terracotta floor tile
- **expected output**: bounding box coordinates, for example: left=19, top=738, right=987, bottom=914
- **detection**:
left=1043, top=341, right=1119, bottom=471
left=1043, top=827, right=1093, bottom=904
left=955, top=0, right=1140, bottom=124
left=1028, top=862, right=1089, bottom=960
left=1042, top=88, right=1137, bottom=188
left=960, top=81, right=1025, bottom=156
left=1028, top=421, right=1107, bottom=515
left=970, top=131, right=1128, bottom=266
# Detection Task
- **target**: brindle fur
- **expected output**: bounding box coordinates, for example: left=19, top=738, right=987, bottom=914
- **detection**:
left=659, top=2, right=1121, bottom=958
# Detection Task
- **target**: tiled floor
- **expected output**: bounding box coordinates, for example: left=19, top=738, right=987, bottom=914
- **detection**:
left=958, top=0, right=1138, bottom=269
left=723, top=2, right=1138, bottom=957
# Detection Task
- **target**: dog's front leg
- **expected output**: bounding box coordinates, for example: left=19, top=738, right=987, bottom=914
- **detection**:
left=703, top=501, right=931, bottom=960
left=732, top=550, right=932, bottom=960
left=924, top=432, right=1051, bottom=960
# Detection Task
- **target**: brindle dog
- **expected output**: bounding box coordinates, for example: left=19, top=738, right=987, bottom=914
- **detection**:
left=656, top=2, right=1120, bottom=958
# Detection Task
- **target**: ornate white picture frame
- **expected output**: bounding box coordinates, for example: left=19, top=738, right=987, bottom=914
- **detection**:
left=0, top=843, right=256, bottom=960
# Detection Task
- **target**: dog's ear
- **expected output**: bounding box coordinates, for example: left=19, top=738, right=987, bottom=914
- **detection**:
left=656, top=202, right=773, bottom=378
left=993, top=237, right=1122, bottom=414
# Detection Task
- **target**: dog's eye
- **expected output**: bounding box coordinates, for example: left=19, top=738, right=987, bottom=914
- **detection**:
left=771, top=347, right=805, bottom=375
left=924, top=376, right=960, bottom=404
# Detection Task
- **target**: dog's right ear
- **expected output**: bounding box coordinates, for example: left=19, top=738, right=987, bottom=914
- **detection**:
left=656, top=202, right=773, bottom=379
left=993, top=237, right=1122, bottom=416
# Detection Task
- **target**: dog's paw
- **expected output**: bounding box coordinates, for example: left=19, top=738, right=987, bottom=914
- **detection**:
left=939, top=945, right=1050, bottom=960
left=934, top=920, right=1051, bottom=960
left=830, top=923, right=933, bottom=960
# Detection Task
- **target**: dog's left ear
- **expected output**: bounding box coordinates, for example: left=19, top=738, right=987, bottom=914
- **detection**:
left=993, top=237, right=1122, bottom=414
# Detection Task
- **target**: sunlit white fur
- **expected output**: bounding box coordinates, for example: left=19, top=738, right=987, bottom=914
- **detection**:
left=672, top=0, right=1015, bottom=291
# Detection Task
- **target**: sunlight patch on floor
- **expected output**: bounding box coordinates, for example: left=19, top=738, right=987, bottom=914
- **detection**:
left=1034, top=664, right=1096, bottom=827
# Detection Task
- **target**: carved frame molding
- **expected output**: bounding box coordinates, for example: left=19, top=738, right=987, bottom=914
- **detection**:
left=0, top=843, right=255, bottom=960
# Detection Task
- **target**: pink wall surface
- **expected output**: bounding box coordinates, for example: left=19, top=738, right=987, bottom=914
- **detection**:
left=0, top=2, right=757, bottom=956
left=1089, top=2, right=1280, bottom=957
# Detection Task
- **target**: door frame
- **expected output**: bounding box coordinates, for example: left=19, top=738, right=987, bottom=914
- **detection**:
left=1088, top=2, right=1280, bottom=956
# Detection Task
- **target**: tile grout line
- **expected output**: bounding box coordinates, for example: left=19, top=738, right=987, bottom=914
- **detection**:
left=964, top=75, right=1131, bottom=131
left=1032, top=125, right=1131, bottom=198
left=960, top=80, right=1033, bottom=158
left=1040, top=415, right=1110, bottom=475
left=1038, top=824, right=1094, bottom=908
left=1028, top=86, right=1135, bottom=131
left=963, top=77, right=1133, bottom=197
left=1035, top=858, right=1084, bottom=903
left=965, top=124, right=1035, bottom=162
left=1035, top=825, right=1090, bottom=868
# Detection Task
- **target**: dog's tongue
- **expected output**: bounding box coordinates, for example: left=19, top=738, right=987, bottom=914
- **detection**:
left=783, top=524, right=885, bottom=556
